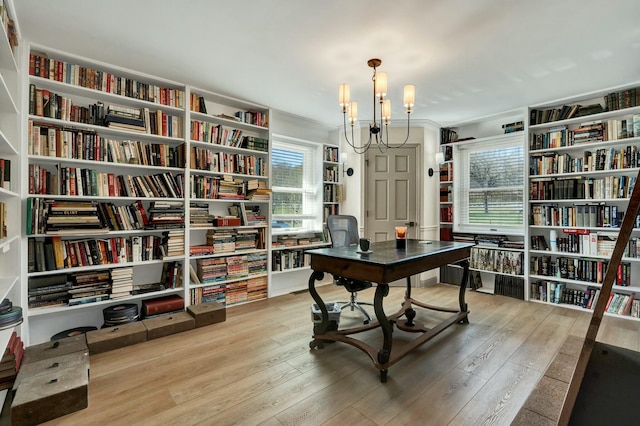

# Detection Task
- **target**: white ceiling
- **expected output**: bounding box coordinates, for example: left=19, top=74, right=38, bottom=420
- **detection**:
left=14, top=0, right=640, bottom=128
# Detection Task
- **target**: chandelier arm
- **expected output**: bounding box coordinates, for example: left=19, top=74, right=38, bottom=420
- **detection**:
left=394, top=111, right=412, bottom=148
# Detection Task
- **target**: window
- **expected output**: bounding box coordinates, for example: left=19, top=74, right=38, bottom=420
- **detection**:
left=453, top=135, right=525, bottom=234
left=271, top=135, right=323, bottom=233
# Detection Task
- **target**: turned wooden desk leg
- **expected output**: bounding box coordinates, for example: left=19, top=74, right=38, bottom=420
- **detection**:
left=308, top=270, right=327, bottom=349
left=458, top=259, right=470, bottom=324
left=404, top=276, right=416, bottom=326
left=374, top=284, right=391, bottom=382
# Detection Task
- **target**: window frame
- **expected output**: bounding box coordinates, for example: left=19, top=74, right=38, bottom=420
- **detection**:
left=452, top=134, right=525, bottom=235
left=270, top=134, right=323, bottom=235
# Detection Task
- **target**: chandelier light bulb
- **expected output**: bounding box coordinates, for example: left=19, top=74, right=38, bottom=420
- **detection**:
left=375, top=72, right=387, bottom=99
left=403, top=85, right=415, bottom=111
left=339, top=83, right=350, bottom=109
left=348, top=101, right=358, bottom=123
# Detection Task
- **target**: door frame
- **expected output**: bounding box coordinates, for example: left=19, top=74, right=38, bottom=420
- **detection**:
left=362, top=142, right=423, bottom=241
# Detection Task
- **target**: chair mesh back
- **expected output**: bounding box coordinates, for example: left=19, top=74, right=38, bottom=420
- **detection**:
left=327, top=215, right=359, bottom=248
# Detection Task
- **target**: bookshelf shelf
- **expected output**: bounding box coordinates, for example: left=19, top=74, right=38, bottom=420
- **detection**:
left=27, top=286, right=184, bottom=318
left=189, top=272, right=268, bottom=290
left=527, top=81, right=640, bottom=318
left=322, top=145, right=340, bottom=223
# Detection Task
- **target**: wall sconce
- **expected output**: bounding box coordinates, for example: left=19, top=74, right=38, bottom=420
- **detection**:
left=428, top=152, right=446, bottom=178
left=341, top=152, right=354, bottom=177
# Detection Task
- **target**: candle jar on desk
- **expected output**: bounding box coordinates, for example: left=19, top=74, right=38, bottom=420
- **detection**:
left=395, top=226, right=407, bottom=249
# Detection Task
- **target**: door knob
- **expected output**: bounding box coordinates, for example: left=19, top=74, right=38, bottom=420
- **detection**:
left=405, top=222, right=416, bottom=227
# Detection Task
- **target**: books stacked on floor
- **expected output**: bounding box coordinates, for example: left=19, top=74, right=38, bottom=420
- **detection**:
left=189, top=203, right=213, bottom=227
left=226, top=255, right=249, bottom=280
left=162, top=230, right=185, bottom=257
left=0, top=298, right=22, bottom=329
left=0, top=332, right=24, bottom=391
left=190, top=285, right=225, bottom=305
left=247, top=276, right=268, bottom=301
left=206, top=229, right=236, bottom=253
left=104, top=104, right=146, bottom=133
left=146, top=201, right=184, bottom=229
left=160, top=260, right=183, bottom=289
left=235, top=228, right=259, bottom=251
left=197, top=258, right=227, bottom=283
left=28, top=275, right=71, bottom=309
left=68, top=270, right=111, bottom=306
left=247, top=253, right=268, bottom=275
left=43, top=200, right=109, bottom=235
left=141, top=294, right=184, bottom=319
left=103, top=303, right=139, bottom=327
left=110, top=267, right=134, bottom=299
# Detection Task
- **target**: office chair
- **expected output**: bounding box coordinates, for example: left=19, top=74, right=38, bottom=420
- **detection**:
left=326, top=215, right=373, bottom=324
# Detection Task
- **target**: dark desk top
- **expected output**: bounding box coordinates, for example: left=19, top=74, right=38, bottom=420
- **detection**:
left=307, top=240, right=473, bottom=283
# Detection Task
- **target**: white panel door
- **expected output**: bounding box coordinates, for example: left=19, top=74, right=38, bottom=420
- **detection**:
left=365, top=145, right=418, bottom=242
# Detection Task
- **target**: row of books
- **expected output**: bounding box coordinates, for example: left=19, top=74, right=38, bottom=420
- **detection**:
left=28, top=163, right=184, bottom=199
left=195, top=253, right=267, bottom=283
left=234, top=111, right=268, bottom=128
left=271, top=233, right=324, bottom=248
left=322, top=204, right=339, bottom=222
left=439, top=185, right=452, bottom=202
left=529, top=146, right=640, bottom=176
left=530, top=281, right=596, bottom=307
left=0, top=158, right=11, bottom=191
left=28, top=120, right=186, bottom=167
left=530, top=104, right=603, bottom=125
left=29, top=52, right=185, bottom=107
left=502, top=121, right=524, bottom=134
left=530, top=256, right=631, bottom=286
left=190, top=120, right=244, bottom=146
left=271, top=249, right=310, bottom=271
left=439, top=163, right=453, bottom=182
left=440, top=205, right=453, bottom=223
left=531, top=117, right=640, bottom=150
left=493, top=275, right=525, bottom=300
left=324, top=165, right=339, bottom=183
left=190, top=147, right=267, bottom=176
left=0, top=202, right=5, bottom=239
left=190, top=175, right=252, bottom=200
left=28, top=235, right=166, bottom=273
left=190, top=228, right=266, bottom=256
left=529, top=175, right=634, bottom=201
left=323, top=146, right=338, bottom=162
left=530, top=231, right=640, bottom=258
left=323, top=183, right=341, bottom=203
left=470, top=247, right=524, bottom=275
left=529, top=202, right=637, bottom=228
left=189, top=275, right=267, bottom=306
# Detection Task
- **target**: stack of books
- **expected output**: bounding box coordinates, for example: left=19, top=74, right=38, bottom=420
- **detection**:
left=110, top=267, right=134, bottom=299
left=206, top=229, right=236, bottom=253
left=68, top=270, right=111, bottom=306
left=196, top=258, right=227, bottom=283
left=44, top=200, right=109, bottom=235
left=146, top=201, right=184, bottom=229
left=104, top=104, right=145, bottom=132
left=28, top=275, right=71, bottom=309
left=189, top=203, right=212, bottom=227
left=162, top=230, right=185, bottom=257
left=0, top=332, right=24, bottom=391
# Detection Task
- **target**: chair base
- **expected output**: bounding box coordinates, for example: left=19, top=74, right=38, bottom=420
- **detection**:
left=338, top=292, right=373, bottom=324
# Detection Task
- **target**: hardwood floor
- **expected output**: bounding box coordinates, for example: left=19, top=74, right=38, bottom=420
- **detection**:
left=42, top=283, right=640, bottom=425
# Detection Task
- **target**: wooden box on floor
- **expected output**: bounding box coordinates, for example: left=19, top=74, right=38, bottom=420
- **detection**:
left=21, top=334, right=88, bottom=364
left=143, top=311, right=195, bottom=340
left=11, top=363, right=88, bottom=426
left=187, top=301, right=226, bottom=328
left=86, top=322, right=147, bottom=354
left=13, top=351, right=89, bottom=390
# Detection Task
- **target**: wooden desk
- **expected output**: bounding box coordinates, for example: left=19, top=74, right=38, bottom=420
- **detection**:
left=307, top=239, right=473, bottom=382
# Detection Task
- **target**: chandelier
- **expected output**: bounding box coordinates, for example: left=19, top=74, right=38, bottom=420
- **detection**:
left=339, top=58, right=415, bottom=154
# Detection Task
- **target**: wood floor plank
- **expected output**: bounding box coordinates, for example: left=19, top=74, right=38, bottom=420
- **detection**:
left=321, top=407, right=377, bottom=426
left=449, top=361, right=541, bottom=426
left=387, top=366, right=488, bottom=425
